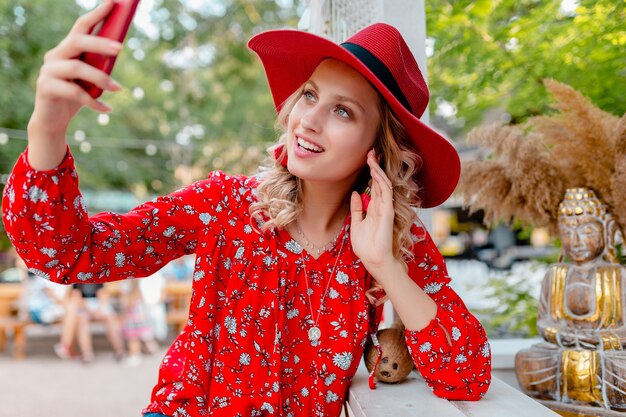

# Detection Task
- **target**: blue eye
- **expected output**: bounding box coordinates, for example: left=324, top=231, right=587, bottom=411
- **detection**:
left=303, top=90, right=316, bottom=100
left=335, top=106, right=350, bottom=119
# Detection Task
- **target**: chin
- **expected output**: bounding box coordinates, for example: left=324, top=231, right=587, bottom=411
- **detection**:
left=571, top=254, right=597, bottom=264
left=286, top=162, right=313, bottom=180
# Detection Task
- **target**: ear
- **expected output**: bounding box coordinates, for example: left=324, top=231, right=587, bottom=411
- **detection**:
left=604, top=216, right=624, bottom=263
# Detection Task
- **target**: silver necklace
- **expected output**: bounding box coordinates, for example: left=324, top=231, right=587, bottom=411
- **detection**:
left=296, top=219, right=343, bottom=256
left=301, top=231, right=347, bottom=345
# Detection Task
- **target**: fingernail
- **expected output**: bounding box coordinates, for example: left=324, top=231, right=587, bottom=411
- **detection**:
left=108, top=79, right=122, bottom=91
left=97, top=100, right=112, bottom=112
left=109, top=41, right=123, bottom=51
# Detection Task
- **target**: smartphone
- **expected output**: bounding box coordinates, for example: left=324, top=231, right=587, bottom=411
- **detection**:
left=76, top=0, right=141, bottom=98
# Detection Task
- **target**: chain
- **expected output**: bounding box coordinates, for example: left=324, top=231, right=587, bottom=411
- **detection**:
left=295, top=218, right=343, bottom=256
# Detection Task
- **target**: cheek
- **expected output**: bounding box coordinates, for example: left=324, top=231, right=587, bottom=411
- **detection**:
left=560, top=235, right=574, bottom=255
left=286, top=101, right=306, bottom=131
left=337, top=125, right=376, bottom=154
left=589, top=234, right=604, bottom=252
left=285, top=111, right=297, bottom=133
left=561, top=235, right=572, bottom=248
left=335, top=141, right=368, bottom=171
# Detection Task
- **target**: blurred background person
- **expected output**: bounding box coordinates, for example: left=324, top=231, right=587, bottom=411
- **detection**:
left=139, top=271, right=168, bottom=342
left=120, top=279, right=159, bottom=367
left=20, top=269, right=67, bottom=327
left=161, top=255, right=193, bottom=282
left=55, top=283, right=126, bottom=363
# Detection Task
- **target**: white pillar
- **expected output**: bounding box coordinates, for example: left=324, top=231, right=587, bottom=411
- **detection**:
left=380, top=1, right=433, bottom=327
left=381, top=0, right=429, bottom=123
left=382, top=0, right=434, bottom=236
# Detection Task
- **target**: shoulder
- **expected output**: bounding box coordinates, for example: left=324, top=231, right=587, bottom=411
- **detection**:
left=182, top=171, right=256, bottom=196
left=201, top=171, right=260, bottom=215
left=143, top=171, right=258, bottom=216
left=547, top=263, right=568, bottom=275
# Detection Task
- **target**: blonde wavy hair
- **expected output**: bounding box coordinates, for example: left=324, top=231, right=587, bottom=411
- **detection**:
left=249, top=84, right=422, bottom=263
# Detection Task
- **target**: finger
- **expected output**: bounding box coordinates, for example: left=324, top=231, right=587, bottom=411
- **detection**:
left=371, top=168, right=392, bottom=203
left=37, top=77, right=112, bottom=112
left=360, top=189, right=371, bottom=211
left=350, top=191, right=364, bottom=223
left=367, top=149, right=392, bottom=189
left=370, top=180, right=382, bottom=211
left=371, top=177, right=381, bottom=198
left=45, top=59, right=121, bottom=92
left=368, top=152, right=393, bottom=190
left=47, top=33, right=122, bottom=62
left=70, top=0, right=116, bottom=35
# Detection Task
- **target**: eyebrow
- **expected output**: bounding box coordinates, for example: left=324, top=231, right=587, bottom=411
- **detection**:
left=305, top=80, right=367, bottom=113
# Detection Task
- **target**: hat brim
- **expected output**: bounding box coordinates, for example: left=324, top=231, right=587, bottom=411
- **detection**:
left=248, top=29, right=459, bottom=208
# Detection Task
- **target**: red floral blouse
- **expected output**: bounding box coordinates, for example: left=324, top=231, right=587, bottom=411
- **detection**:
left=2, top=149, right=491, bottom=417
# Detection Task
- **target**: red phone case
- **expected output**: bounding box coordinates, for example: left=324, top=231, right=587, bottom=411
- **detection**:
left=77, top=0, right=140, bottom=98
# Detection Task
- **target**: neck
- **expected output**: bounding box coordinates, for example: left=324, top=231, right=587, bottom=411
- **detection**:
left=299, top=180, right=351, bottom=233
left=569, top=256, right=606, bottom=268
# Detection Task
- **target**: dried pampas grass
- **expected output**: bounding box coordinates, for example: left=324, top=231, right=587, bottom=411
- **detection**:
left=611, top=115, right=626, bottom=235
left=460, top=125, right=565, bottom=232
left=460, top=80, right=625, bottom=235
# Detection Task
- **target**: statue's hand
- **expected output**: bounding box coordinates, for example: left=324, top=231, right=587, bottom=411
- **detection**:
left=554, top=329, right=577, bottom=347
left=556, top=329, right=601, bottom=349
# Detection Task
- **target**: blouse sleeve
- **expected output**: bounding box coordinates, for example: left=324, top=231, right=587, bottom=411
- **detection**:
left=2, top=148, right=226, bottom=284
left=403, top=222, right=491, bottom=400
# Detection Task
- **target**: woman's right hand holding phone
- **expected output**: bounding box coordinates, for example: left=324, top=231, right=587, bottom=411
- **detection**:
left=28, top=0, right=122, bottom=170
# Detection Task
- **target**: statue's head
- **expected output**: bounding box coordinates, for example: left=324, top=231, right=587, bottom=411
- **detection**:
left=558, top=188, right=622, bottom=265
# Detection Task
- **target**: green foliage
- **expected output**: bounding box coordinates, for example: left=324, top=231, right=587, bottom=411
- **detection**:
left=0, top=231, right=10, bottom=252
left=474, top=268, right=540, bottom=338
left=426, top=0, right=626, bottom=139
left=616, top=243, right=626, bottom=266
left=0, top=0, right=298, bottom=196
left=513, top=221, right=533, bottom=241
left=1, top=0, right=624, bottom=197
left=0, top=1, right=79, bottom=175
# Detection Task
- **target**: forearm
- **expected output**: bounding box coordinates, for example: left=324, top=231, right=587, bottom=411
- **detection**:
left=384, top=262, right=491, bottom=400
left=3, top=151, right=92, bottom=282
left=27, top=114, right=68, bottom=171
left=371, top=261, right=437, bottom=332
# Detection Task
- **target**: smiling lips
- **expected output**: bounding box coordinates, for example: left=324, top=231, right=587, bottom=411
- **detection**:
left=296, top=136, right=324, bottom=154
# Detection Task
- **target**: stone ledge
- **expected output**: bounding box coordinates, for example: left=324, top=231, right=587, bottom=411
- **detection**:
left=348, top=360, right=559, bottom=417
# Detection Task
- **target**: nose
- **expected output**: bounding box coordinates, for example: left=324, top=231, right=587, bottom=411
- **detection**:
left=300, top=105, right=323, bottom=133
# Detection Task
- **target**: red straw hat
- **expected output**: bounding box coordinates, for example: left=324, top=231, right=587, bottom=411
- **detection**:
left=248, top=23, right=459, bottom=208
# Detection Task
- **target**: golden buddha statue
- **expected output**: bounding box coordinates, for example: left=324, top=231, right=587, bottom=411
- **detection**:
left=516, top=188, right=626, bottom=414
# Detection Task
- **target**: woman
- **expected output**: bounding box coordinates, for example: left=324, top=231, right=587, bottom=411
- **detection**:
left=1, top=1, right=490, bottom=416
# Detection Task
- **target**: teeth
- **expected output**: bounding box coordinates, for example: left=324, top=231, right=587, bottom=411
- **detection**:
left=297, top=137, right=323, bottom=153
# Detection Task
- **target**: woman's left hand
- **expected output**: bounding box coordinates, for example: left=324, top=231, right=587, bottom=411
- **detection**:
left=350, top=149, right=399, bottom=278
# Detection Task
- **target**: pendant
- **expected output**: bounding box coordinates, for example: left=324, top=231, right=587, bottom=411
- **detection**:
left=308, top=326, right=321, bottom=342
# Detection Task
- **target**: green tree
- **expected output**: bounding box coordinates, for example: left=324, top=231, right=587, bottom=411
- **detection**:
left=0, top=0, right=298, bottom=196
left=426, top=0, right=625, bottom=139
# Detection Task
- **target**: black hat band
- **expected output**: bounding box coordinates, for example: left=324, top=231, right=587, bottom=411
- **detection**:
left=341, top=42, right=412, bottom=113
